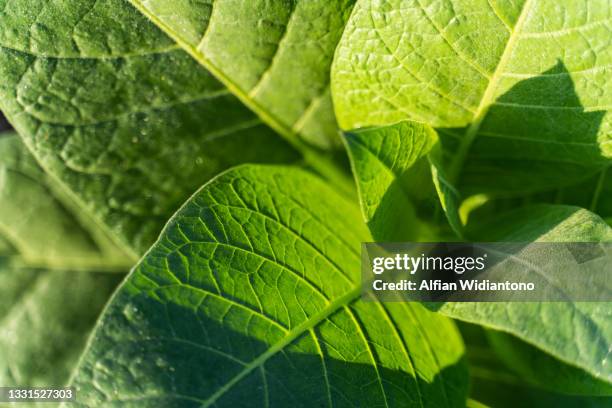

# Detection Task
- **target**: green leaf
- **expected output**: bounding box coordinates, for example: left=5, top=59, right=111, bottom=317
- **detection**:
left=344, top=120, right=466, bottom=238
left=345, top=126, right=612, bottom=384
left=0, top=133, right=129, bottom=270
left=460, top=165, right=612, bottom=229
left=460, top=323, right=612, bottom=408
left=332, top=3, right=612, bottom=383
left=440, top=205, right=612, bottom=383
left=127, top=0, right=356, bottom=149
left=332, top=0, right=611, bottom=196
left=486, top=330, right=612, bottom=396
left=343, top=121, right=445, bottom=241
left=0, top=263, right=121, bottom=388
left=0, top=133, right=123, bottom=389
left=343, top=126, right=612, bottom=384
left=0, top=0, right=300, bottom=255
left=69, top=165, right=468, bottom=407
left=472, top=379, right=612, bottom=408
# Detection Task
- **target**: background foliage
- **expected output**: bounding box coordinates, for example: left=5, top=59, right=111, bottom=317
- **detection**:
left=0, top=0, right=610, bottom=407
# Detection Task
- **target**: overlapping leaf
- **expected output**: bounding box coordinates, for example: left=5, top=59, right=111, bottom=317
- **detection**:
left=69, top=165, right=468, bottom=407
left=332, top=0, right=611, bottom=197
left=0, top=133, right=129, bottom=269
left=348, top=127, right=612, bottom=380
left=0, top=133, right=123, bottom=390
left=486, top=330, right=612, bottom=396
left=128, top=0, right=356, bottom=149
left=444, top=205, right=612, bottom=383
left=0, top=0, right=300, bottom=254
left=460, top=323, right=612, bottom=407
left=0, top=263, right=121, bottom=389
left=332, top=2, right=612, bottom=382
left=344, top=121, right=448, bottom=241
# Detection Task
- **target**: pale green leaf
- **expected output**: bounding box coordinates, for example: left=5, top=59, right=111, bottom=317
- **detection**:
left=0, top=263, right=121, bottom=389
left=0, top=0, right=300, bottom=255
left=69, top=165, right=468, bottom=407
left=440, top=205, right=612, bottom=383
left=128, top=0, right=356, bottom=149
left=0, top=133, right=129, bottom=270
left=332, top=0, right=611, bottom=196
left=0, top=133, right=123, bottom=390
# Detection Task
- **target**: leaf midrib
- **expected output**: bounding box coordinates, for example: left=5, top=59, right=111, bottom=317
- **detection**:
left=449, top=0, right=534, bottom=184
left=200, top=286, right=362, bottom=407
left=127, top=1, right=352, bottom=195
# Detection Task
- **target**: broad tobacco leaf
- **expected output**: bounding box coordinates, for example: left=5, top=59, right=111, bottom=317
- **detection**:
left=69, top=165, right=468, bottom=407
left=0, top=133, right=129, bottom=270
left=460, top=323, right=612, bottom=407
left=0, top=133, right=123, bottom=389
left=0, top=0, right=299, bottom=255
left=127, top=0, right=356, bottom=149
left=332, top=0, right=611, bottom=198
left=332, top=0, right=612, bottom=384
left=443, top=205, right=612, bottom=385
left=486, top=330, right=612, bottom=396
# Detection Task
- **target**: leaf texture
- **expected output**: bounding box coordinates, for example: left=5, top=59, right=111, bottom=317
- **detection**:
left=460, top=323, right=612, bottom=407
left=332, top=0, right=611, bottom=195
left=486, top=330, right=612, bottom=396
left=0, top=0, right=299, bottom=255
left=0, top=263, right=121, bottom=389
left=69, top=165, right=468, bottom=407
left=0, top=133, right=123, bottom=390
left=128, top=0, right=357, bottom=149
left=343, top=121, right=447, bottom=241
left=0, top=133, right=129, bottom=269
left=441, top=205, right=612, bottom=382
left=341, top=121, right=612, bottom=383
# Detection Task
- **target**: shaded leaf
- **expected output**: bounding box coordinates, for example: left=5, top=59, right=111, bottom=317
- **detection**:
left=332, top=0, right=611, bottom=197
left=0, top=263, right=121, bottom=388
left=0, top=133, right=129, bottom=269
left=460, top=323, right=612, bottom=408
left=440, top=205, right=612, bottom=382
left=0, top=134, right=123, bottom=390
left=343, top=121, right=452, bottom=240
left=486, top=330, right=612, bottom=396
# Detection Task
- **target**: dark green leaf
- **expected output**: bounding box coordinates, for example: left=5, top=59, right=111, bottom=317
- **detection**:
left=0, top=0, right=300, bottom=255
